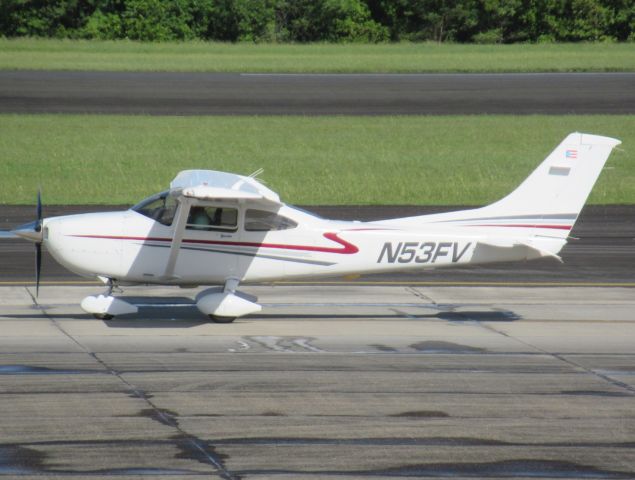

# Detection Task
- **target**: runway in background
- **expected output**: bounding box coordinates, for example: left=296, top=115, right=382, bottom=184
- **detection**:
left=1, top=71, right=634, bottom=115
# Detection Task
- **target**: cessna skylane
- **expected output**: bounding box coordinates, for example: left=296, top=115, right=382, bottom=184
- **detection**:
left=4, top=133, right=621, bottom=322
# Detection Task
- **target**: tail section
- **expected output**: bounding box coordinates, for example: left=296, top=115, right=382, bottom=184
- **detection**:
left=381, top=132, right=621, bottom=239
left=479, top=132, right=620, bottom=228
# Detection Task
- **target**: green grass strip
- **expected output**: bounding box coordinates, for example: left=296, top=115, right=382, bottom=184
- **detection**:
left=0, top=114, right=632, bottom=205
left=1, top=39, right=634, bottom=73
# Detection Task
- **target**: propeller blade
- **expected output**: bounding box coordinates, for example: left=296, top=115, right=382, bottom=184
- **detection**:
left=35, top=242, right=42, bottom=297
left=35, top=190, right=43, bottom=297
left=36, top=189, right=42, bottom=231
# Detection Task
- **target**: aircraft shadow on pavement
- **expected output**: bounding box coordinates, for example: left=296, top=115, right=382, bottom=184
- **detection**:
left=12, top=300, right=520, bottom=325
left=102, top=310, right=209, bottom=328
left=8, top=310, right=209, bottom=327
left=239, top=308, right=520, bottom=322
left=102, top=296, right=208, bottom=327
left=104, top=307, right=520, bottom=324
left=430, top=309, right=521, bottom=322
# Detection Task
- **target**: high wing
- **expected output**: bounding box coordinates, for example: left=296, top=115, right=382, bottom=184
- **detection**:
left=162, top=169, right=282, bottom=279
left=170, top=169, right=281, bottom=205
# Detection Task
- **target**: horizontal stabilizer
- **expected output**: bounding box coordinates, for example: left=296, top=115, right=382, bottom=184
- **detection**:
left=477, top=239, right=563, bottom=263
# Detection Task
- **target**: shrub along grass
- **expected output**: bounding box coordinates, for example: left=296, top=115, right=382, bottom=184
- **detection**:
left=0, top=114, right=632, bottom=205
left=1, top=38, right=634, bottom=73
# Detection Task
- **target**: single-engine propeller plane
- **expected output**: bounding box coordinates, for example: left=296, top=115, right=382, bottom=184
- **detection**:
left=4, top=132, right=621, bottom=322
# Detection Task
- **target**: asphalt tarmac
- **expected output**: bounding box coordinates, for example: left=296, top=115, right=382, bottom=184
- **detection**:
left=1, top=205, right=634, bottom=285
left=0, top=284, right=633, bottom=478
left=1, top=71, right=634, bottom=115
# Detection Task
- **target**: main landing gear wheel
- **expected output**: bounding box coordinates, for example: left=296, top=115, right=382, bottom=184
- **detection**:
left=93, top=313, right=114, bottom=320
left=209, top=315, right=236, bottom=324
left=196, top=279, right=261, bottom=322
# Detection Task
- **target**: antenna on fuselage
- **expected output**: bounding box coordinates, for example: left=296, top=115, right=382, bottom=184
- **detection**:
left=248, top=168, right=265, bottom=180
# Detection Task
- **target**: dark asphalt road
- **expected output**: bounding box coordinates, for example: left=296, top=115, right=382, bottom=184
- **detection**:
left=1, top=71, right=634, bottom=115
left=1, top=205, right=633, bottom=285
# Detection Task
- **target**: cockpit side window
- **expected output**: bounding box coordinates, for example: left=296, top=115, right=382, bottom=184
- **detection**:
left=186, top=206, right=238, bottom=232
left=245, top=209, right=297, bottom=231
left=132, top=192, right=177, bottom=226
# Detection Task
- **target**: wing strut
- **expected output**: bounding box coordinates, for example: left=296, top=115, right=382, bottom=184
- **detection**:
left=162, top=197, right=192, bottom=280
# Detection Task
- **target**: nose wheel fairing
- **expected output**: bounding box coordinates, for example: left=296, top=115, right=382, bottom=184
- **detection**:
left=80, top=294, right=139, bottom=319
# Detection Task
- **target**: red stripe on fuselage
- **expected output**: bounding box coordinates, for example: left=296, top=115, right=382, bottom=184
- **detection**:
left=69, top=232, right=359, bottom=254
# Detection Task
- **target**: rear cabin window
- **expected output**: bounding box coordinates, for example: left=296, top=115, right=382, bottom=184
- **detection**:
left=186, top=206, right=238, bottom=232
left=132, top=192, right=177, bottom=226
left=245, top=209, right=297, bottom=231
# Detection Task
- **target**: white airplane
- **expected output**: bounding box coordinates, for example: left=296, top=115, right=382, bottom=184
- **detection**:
left=5, top=132, right=620, bottom=322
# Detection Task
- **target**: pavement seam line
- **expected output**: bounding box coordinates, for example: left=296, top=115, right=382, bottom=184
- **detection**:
left=551, top=353, right=635, bottom=396
left=388, top=287, right=436, bottom=320
left=406, top=286, right=438, bottom=306
left=23, top=286, right=238, bottom=480
left=480, top=320, right=635, bottom=396
left=478, top=322, right=547, bottom=355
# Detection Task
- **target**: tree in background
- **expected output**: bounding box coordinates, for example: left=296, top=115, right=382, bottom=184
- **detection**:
left=0, top=0, right=99, bottom=37
left=275, top=0, right=387, bottom=42
left=367, top=0, right=478, bottom=42
left=120, top=0, right=195, bottom=40
left=608, top=0, right=635, bottom=40
left=199, top=0, right=275, bottom=42
left=0, top=0, right=632, bottom=42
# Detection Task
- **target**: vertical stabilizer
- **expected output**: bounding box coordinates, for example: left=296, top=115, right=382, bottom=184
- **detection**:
left=482, top=132, right=620, bottom=223
left=379, top=133, right=621, bottom=239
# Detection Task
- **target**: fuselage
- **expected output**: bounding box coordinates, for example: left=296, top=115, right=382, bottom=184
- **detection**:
left=42, top=196, right=563, bottom=286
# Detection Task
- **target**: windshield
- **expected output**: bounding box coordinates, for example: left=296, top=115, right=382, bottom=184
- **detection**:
left=131, top=191, right=177, bottom=226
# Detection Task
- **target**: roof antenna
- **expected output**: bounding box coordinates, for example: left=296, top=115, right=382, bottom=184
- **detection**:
left=249, top=168, right=264, bottom=179
left=248, top=168, right=267, bottom=184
